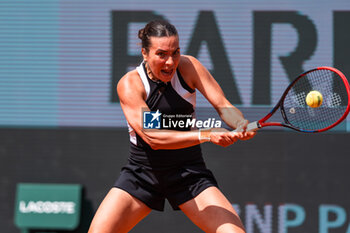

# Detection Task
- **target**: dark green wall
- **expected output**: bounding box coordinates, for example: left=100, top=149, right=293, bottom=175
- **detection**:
left=1, top=128, right=350, bottom=233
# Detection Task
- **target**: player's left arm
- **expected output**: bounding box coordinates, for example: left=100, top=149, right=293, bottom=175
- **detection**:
left=179, top=55, right=255, bottom=138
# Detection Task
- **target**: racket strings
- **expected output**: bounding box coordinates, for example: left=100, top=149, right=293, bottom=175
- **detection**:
left=282, top=69, right=349, bottom=131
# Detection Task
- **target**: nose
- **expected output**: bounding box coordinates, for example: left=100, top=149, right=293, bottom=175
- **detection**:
left=165, top=55, right=174, bottom=66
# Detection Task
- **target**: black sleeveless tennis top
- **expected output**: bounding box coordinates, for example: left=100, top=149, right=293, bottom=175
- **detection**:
left=128, top=62, right=203, bottom=168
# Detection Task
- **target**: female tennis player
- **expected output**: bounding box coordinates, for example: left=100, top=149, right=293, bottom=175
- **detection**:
left=88, top=20, right=256, bottom=233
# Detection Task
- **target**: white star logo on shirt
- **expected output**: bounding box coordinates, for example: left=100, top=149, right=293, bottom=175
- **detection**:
left=150, top=110, right=161, bottom=122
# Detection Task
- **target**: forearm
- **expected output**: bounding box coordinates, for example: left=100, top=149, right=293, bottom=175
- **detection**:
left=142, top=127, right=242, bottom=149
left=142, top=129, right=207, bottom=150
left=216, top=104, right=245, bottom=130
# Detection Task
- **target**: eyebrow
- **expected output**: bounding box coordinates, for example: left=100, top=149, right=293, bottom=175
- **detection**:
left=156, top=48, right=180, bottom=53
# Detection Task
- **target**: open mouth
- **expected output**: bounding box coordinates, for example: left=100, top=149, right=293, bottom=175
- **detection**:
left=161, top=69, right=173, bottom=76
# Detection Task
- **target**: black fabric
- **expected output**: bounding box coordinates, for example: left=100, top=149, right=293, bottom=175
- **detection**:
left=114, top=158, right=218, bottom=211
left=114, top=63, right=218, bottom=211
left=131, top=63, right=201, bottom=164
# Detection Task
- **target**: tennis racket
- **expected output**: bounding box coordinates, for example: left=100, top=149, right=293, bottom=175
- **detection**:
left=236, top=66, right=350, bottom=133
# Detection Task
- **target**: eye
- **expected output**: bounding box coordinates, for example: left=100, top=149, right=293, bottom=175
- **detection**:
left=173, top=50, right=180, bottom=56
left=157, top=52, right=167, bottom=58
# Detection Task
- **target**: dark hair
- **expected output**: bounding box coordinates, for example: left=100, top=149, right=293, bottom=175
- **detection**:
left=138, top=19, right=178, bottom=52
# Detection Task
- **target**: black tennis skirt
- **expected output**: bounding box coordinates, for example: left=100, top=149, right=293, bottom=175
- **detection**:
left=114, top=157, right=218, bottom=211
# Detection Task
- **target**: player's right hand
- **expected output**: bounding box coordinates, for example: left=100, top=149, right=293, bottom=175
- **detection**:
left=209, top=128, right=241, bottom=147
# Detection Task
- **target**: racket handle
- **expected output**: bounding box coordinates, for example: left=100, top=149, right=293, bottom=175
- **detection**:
left=232, top=121, right=260, bottom=132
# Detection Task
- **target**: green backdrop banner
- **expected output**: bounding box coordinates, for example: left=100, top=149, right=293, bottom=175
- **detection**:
left=14, top=183, right=82, bottom=231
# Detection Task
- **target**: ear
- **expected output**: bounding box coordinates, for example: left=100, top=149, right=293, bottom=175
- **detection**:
left=141, top=48, right=148, bottom=62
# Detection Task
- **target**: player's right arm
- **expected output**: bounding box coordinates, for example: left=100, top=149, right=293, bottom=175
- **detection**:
left=117, top=70, right=201, bottom=149
left=117, top=71, right=239, bottom=149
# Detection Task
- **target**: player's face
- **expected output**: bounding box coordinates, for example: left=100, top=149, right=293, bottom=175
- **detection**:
left=142, top=36, right=180, bottom=83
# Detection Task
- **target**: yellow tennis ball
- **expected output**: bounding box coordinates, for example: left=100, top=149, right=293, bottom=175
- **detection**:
left=306, top=90, right=323, bottom=108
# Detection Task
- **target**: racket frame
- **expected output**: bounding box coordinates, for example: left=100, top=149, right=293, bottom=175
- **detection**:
left=243, top=66, right=350, bottom=133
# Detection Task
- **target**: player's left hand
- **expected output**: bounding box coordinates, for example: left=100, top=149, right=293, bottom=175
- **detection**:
left=234, top=119, right=257, bottom=140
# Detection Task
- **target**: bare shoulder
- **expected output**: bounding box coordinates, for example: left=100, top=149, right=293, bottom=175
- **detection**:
left=179, top=55, right=206, bottom=74
left=178, top=55, right=207, bottom=88
left=179, top=55, right=200, bottom=68
left=117, top=70, right=146, bottom=101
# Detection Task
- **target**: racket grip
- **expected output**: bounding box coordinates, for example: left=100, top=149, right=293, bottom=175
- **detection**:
left=232, top=121, right=259, bottom=132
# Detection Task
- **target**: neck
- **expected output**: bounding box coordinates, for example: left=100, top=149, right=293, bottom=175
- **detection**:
left=145, top=63, right=161, bottom=82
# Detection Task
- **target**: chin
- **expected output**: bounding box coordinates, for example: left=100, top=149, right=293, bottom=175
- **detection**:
left=164, top=75, right=174, bottom=82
